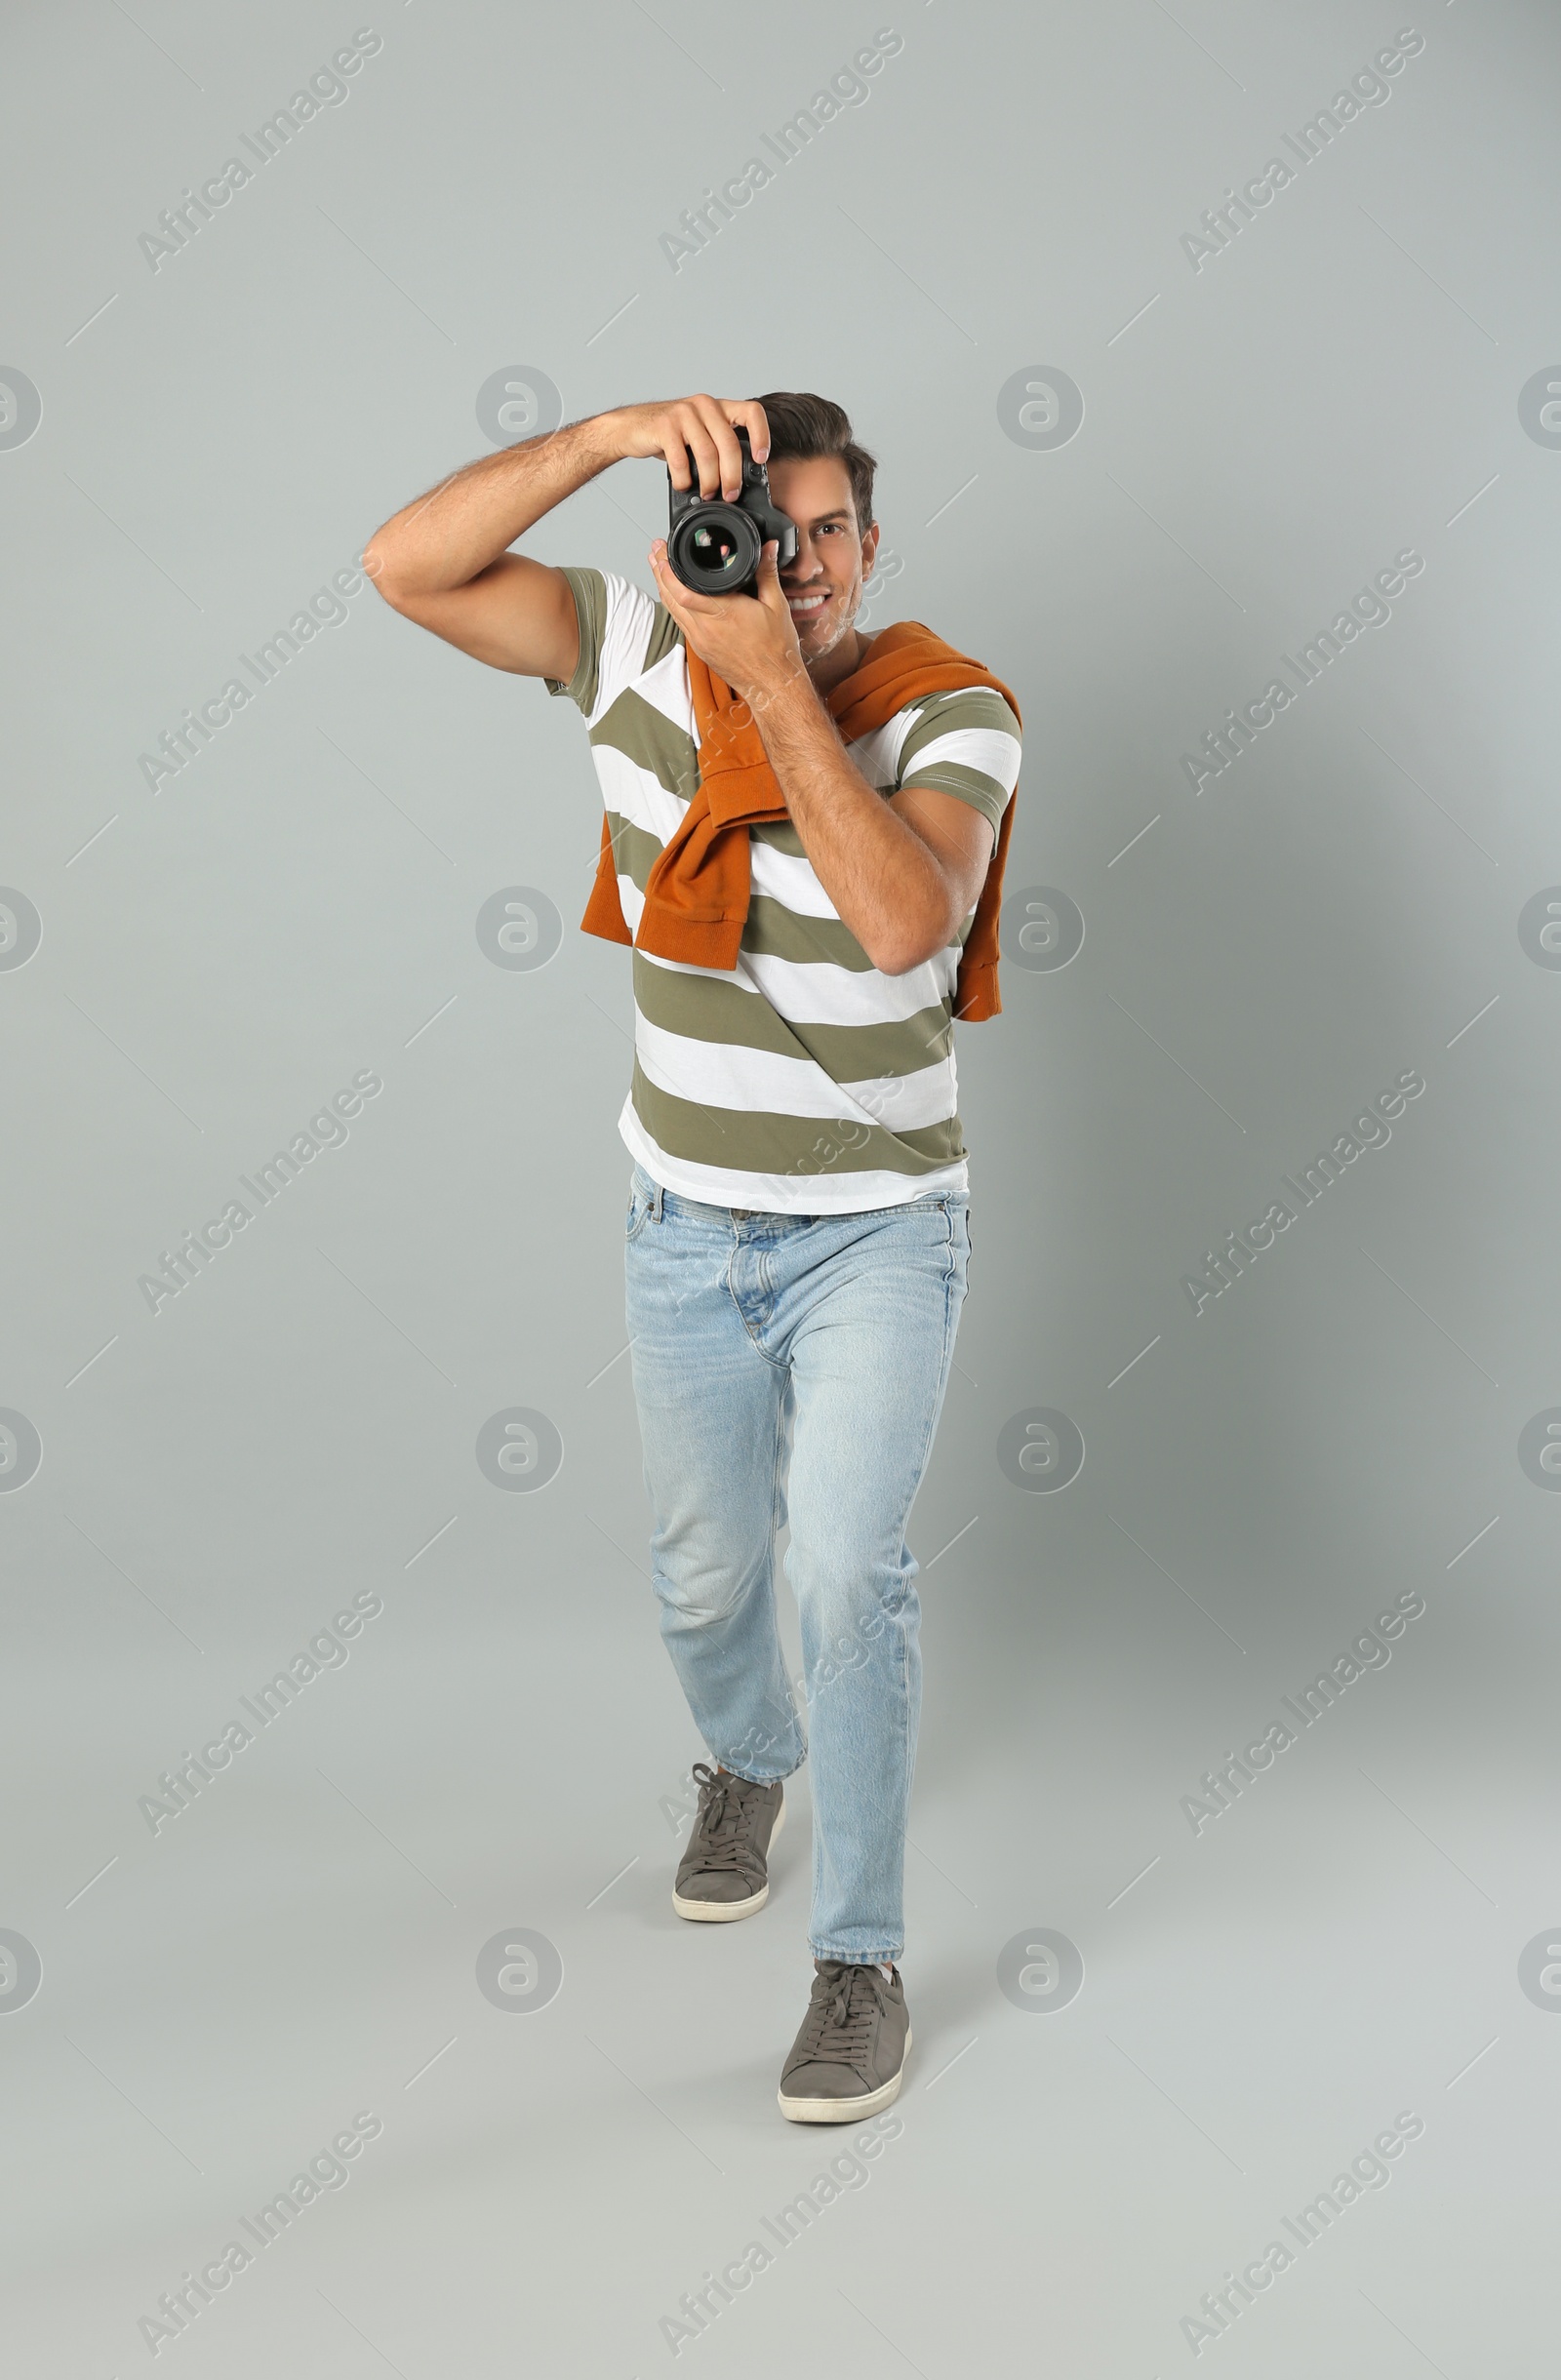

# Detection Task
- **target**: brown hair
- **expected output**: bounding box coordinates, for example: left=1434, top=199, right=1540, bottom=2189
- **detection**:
left=757, top=391, right=876, bottom=536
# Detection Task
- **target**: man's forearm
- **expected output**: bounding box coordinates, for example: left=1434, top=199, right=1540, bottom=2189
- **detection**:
left=748, top=672, right=948, bottom=974
left=366, top=413, right=621, bottom=596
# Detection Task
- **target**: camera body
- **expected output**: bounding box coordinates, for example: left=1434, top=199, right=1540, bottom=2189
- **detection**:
left=666, top=426, right=798, bottom=597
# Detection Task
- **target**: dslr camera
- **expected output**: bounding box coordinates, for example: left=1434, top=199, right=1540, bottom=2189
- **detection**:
left=666, top=426, right=797, bottom=597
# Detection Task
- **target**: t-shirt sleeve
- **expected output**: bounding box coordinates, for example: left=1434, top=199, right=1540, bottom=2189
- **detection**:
left=542, top=566, right=609, bottom=715
left=894, top=688, right=1021, bottom=834
left=542, top=567, right=660, bottom=727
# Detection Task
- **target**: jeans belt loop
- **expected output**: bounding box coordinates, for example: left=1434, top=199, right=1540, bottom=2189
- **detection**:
left=651, top=1179, right=663, bottom=1221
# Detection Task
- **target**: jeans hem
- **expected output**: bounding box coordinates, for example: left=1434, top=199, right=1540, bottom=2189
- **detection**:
left=712, top=1746, right=808, bottom=1787
left=810, top=1944, right=902, bottom=1966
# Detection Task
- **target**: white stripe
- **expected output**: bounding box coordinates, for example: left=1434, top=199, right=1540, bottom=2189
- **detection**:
left=740, top=945, right=959, bottom=1012
left=748, top=836, right=842, bottom=917
left=900, top=726, right=1021, bottom=793
left=636, top=640, right=695, bottom=732
left=587, top=573, right=660, bottom=728
left=618, top=1098, right=969, bottom=1213
left=839, top=1056, right=959, bottom=1131
left=843, top=719, right=904, bottom=788
left=635, top=942, right=957, bottom=1023
left=635, top=1013, right=948, bottom=1126
left=595, top=743, right=691, bottom=845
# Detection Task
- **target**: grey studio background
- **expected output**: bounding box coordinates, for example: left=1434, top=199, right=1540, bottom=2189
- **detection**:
left=2, top=0, right=1559, bottom=2371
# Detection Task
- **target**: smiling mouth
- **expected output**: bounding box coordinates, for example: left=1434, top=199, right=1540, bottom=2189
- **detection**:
left=785, top=587, right=830, bottom=619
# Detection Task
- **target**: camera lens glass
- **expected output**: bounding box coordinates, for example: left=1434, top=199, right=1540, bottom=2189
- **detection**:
left=692, top=523, right=737, bottom=574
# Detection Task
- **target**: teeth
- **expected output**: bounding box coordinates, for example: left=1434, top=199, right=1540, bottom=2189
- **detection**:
left=787, top=593, right=827, bottom=613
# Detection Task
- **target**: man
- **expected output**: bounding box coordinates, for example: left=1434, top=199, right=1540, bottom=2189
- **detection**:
left=365, top=391, right=1021, bottom=2121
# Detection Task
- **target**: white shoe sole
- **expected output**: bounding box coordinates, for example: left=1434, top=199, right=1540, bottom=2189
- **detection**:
left=672, top=1795, right=784, bottom=1923
left=777, top=2029, right=910, bottom=2123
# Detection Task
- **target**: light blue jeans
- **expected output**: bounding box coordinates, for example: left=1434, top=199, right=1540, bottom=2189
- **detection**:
left=623, top=1161, right=971, bottom=1964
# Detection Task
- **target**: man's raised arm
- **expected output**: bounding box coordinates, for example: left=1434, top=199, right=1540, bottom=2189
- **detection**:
left=363, top=394, right=773, bottom=680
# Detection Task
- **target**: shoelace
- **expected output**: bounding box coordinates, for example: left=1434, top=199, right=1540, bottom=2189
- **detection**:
left=793, top=1961, right=891, bottom=2067
left=686, top=1762, right=769, bottom=1878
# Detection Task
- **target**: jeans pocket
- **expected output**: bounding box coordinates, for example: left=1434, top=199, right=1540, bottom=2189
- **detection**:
left=948, top=1195, right=972, bottom=1286
left=626, top=1180, right=651, bottom=1243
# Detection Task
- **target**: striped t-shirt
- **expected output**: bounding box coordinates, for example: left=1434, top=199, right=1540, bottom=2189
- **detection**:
left=544, top=566, right=1021, bottom=1214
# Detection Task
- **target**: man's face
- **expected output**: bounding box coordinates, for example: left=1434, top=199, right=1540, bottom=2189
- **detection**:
left=766, top=454, right=880, bottom=667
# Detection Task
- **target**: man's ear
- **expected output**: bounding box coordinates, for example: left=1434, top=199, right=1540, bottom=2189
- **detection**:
left=861, top=520, right=881, bottom=581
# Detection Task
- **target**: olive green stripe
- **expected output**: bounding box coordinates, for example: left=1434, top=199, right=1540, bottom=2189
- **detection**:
left=608, top=830, right=971, bottom=966
left=584, top=684, right=1013, bottom=832
left=589, top=687, right=700, bottom=804
left=608, top=827, right=966, bottom=968
left=896, top=759, right=1009, bottom=830
left=633, top=950, right=953, bottom=1073
left=896, top=686, right=1021, bottom=774
left=602, top=837, right=879, bottom=970
left=631, top=1061, right=966, bottom=1177
left=607, top=810, right=818, bottom=900
left=741, top=893, right=880, bottom=971
left=641, top=600, right=684, bottom=672
left=544, top=565, right=608, bottom=715
left=605, top=812, right=661, bottom=892
left=750, top=817, right=808, bottom=854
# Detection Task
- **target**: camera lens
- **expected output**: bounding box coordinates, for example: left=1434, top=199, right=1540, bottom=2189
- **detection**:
left=668, top=502, right=760, bottom=592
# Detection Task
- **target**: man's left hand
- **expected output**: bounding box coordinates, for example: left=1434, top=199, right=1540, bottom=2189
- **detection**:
left=647, top=537, right=803, bottom=709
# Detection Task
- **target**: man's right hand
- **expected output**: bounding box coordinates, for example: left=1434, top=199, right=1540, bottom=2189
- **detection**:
left=364, top=394, right=772, bottom=683
left=607, top=394, right=772, bottom=501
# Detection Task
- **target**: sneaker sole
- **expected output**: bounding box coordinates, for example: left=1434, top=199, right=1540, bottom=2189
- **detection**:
left=671, top=1796, right=784, bottom=1923
left=776, top=2029, right=910, bottom=2124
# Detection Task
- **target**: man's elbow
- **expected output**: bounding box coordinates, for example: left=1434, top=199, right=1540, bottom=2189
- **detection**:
left=360, top=535, right=409, bottom=610
left=868, top=924, right=947, bottom=977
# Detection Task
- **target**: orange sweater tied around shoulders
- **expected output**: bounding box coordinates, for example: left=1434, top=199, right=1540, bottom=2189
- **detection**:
left=579, top=618, right=1021, bottom=1022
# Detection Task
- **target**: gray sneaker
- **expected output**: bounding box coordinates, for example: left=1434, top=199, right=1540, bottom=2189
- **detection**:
left=672, top=1763, right=785, bottom=1923
left=777, top=1960, right=910, bottom=2122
